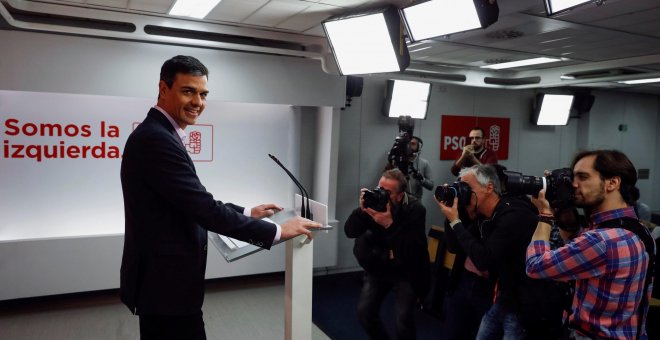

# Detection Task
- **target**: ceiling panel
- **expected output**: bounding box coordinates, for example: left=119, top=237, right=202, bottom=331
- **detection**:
left=128, top=0, right=172, bottom=13
left=206, top=0, right=269, bottom=23
left=3, top=0, right=660, bottom=93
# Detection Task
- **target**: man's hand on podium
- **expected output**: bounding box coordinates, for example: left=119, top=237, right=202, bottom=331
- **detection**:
left=281, top=216, right=322, bottom=240
left=250, top=204, right=284, bottom=219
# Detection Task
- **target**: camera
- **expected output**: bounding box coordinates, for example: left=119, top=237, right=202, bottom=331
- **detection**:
left=387, top=115, right=415, bottom=176
left=502, top=168, right=574, bottom=209
left=434, top=182, right=473, bottom=207
left=363, top=187, right=391, bottom=212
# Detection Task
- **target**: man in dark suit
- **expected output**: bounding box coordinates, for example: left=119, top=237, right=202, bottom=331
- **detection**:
left=120, top=55, right=320, bottom=340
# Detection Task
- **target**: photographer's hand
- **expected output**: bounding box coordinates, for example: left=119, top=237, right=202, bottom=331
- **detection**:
left=434, top=195, right=459, bottom=222
left=410, top=166, right=424, bottom=182
left=358, top=188, right=368, bottom=210
left=530, top=189, right=553, bottom=215
left=364, top=203, right=394, bottom=229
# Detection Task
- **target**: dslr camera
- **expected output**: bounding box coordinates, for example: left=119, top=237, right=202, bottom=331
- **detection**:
left=502, top=168, right=574, bottom=209
left=387, top=115, right=415, bottom=176
left=363, top=187, right=390, bottom=212
left=434, top=182, right=473, bottom=207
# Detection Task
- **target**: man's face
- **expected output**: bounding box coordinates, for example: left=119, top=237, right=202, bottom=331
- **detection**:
left=459, top=173, right=488, bottom=219
left=158, top=73, right=208, bottom=129
left=378, top=176, right=404, bottom=206
left=409, top=138, right=420, bottom=153
left=468, top=129, right=484, bottom=150
left=572, top=155, right=606, bottom=209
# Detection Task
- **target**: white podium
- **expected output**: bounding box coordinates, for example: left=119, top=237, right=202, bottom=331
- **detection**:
left=209, top=194, right=330, bottom=340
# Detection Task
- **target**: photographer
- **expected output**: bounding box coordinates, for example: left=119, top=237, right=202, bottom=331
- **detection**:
left=434, top=164, right=537, bottom=340
left=385, top=117, right=434, bottom=200
left=345, top=168, right=431, bottom=340
left=526, top=150, right=655, bottom=340
left=407, top=136, right=435, bottom=200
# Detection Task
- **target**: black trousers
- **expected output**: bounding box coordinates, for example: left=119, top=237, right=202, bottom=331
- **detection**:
left=357, top=273, right=417, bottom=340
left=139, top=312, right=206, bottom=340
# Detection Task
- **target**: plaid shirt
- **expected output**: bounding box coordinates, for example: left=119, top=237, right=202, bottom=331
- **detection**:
left=526, top=207, right=651, bottom=340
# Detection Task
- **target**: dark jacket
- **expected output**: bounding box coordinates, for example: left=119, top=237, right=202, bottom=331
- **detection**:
left=449, top=195, right=537, bottom=307
left=345, top=195, right=430, bottom=297
left=120, top=108, right=277, bottom=315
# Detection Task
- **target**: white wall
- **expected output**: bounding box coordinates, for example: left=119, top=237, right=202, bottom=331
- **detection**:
left=0, top=29, right=344, bottom=300
left=333, top=77, right=660, bottom=271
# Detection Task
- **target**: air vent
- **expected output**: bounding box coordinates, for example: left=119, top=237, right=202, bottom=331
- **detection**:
left=484, top=76, right=541, bottom=85
left=6, top=5, right=135, bottom=32
left=561, top=68, right=643, bottom=80
left=144, top=25, right=306, bottom=52
left=485, top=58, right=512, bottom=64
left=485, top=29, right=524, bottom=40
left=404, top=71, right=466, bottom=82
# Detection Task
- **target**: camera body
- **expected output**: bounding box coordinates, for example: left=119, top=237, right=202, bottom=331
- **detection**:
left=387, top=116, right=415, bottom=176
left=502, top=168, right=574, bottom=209
left=434, top=182, right=473, bottom=207
left=363, top=187, right=390, bottom=212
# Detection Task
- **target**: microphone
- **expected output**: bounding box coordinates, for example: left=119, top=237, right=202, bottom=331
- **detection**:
left=268, top=154, right=312, bottom=219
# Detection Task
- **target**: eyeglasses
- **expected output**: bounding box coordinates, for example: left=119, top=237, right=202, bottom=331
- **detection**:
left=469, top=136, right=483, bottom=140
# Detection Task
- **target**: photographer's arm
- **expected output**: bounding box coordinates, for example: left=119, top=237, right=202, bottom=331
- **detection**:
left=420, top=159, right=434, bottom=190
left=530, top=190, right=553, bottom=242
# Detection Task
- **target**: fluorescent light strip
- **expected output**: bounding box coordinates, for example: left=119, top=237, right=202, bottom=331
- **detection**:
left=481, top=57, right=562, bottom=70
left=170, top=0, right=222, bottom=19
left=617, top=77, right=660, bottom=85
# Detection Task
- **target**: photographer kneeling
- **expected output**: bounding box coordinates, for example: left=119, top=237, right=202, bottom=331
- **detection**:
left=345, top=168, right=431, bottom=340
left=434, top=164, right=537, bottom=340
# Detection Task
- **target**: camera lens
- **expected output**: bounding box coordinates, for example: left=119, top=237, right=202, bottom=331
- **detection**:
left=502, top=171, right=545, bottom=197
left=434, top=185, right=457, bottom=207
left=363, top=187, right=390, bottom=212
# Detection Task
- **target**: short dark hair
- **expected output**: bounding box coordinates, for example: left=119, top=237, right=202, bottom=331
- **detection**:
left=571, top=149, right=637, bottom=204
left=160, top=55, right=209, bottom=88
left=382, top=168, right=408, bottom=194
left=470, top=127, right=485, bottom=136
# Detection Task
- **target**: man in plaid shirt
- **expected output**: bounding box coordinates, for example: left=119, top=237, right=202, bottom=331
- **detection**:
left=526, top=150, right=653, bottom=340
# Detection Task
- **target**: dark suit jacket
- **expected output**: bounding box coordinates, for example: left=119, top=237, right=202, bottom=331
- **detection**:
left=120, top=108, right=277, bottom=315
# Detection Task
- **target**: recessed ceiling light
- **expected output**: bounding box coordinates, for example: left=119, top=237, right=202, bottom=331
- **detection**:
left=617, top=77, right=660, bottom=85
left=481, top=57, right=562, bottom=70
left=169, top=0, right=222, bottom=19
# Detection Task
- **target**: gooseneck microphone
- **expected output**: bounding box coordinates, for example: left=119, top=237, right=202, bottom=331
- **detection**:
left=268, top=154, right=312, bottom=219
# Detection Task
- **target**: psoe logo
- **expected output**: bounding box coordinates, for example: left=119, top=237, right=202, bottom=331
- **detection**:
left=132, top=123, right=213, bottom=162
left=487, top=125, right=500, bottom=152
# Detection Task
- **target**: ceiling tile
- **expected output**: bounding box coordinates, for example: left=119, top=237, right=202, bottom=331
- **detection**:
left=128, top=0, right=172, bottom=13
left=205, top=0, right=269, bottom=23
left=243, top=0, right=310, bottom=27
left=276, top=2, right=337, bottom=32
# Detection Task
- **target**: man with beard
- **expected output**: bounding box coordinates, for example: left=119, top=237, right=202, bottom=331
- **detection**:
left=526, top=150, right=655, bottom=340
left=450, top=127, right=498, bottom=177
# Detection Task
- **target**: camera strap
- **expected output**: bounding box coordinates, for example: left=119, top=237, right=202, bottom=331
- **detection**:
left=596, top=216, right=655, bottom=340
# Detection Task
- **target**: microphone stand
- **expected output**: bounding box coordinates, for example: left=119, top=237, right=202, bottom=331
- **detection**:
left=268, top=154, right=312, bottom=220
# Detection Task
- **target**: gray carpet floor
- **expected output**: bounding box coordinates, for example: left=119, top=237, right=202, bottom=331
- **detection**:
left=0, top=273, right=330, bottom=340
